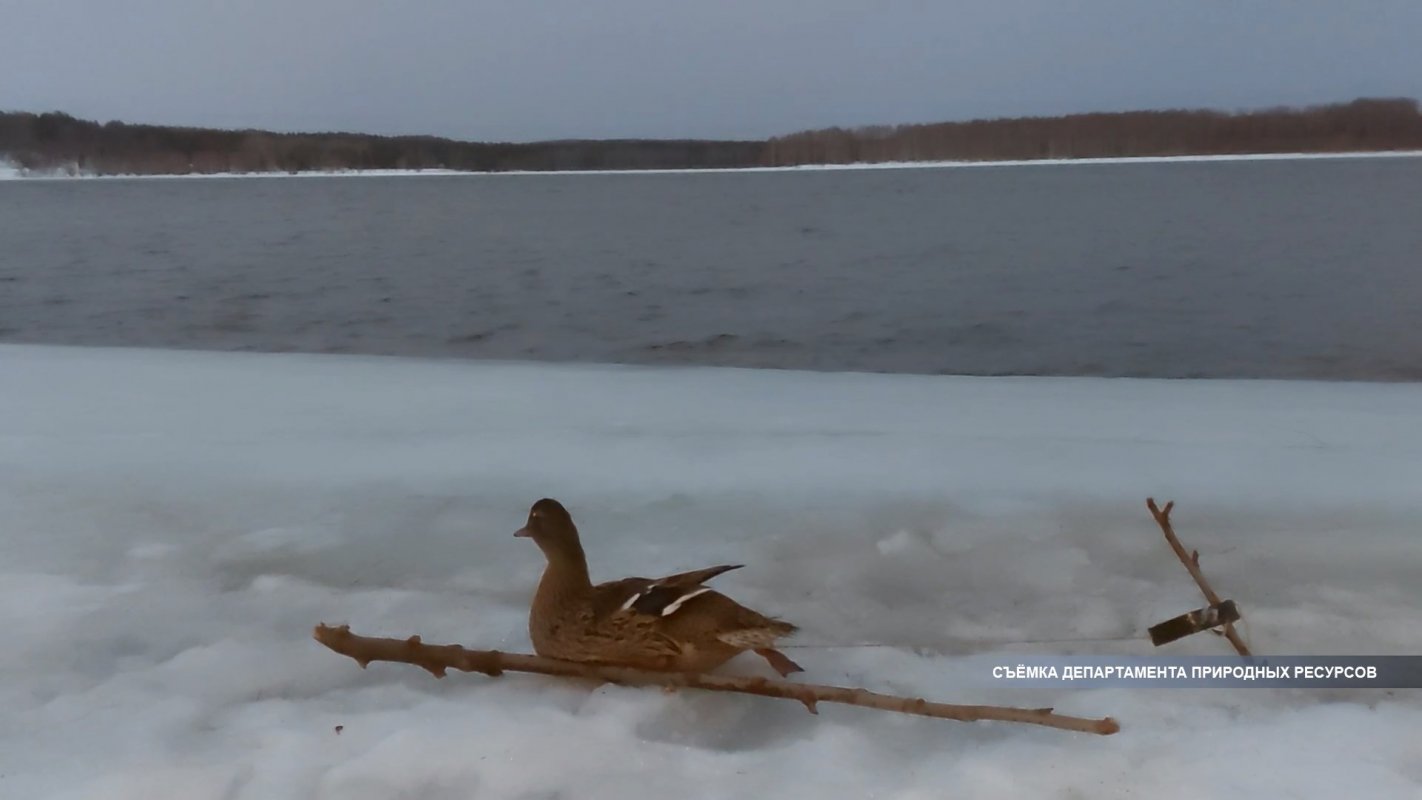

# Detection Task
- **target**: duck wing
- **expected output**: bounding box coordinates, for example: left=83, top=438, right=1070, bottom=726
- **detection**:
left=592, top=564, right=743, bottom=619
left=654, top=564, right=743, bottom=587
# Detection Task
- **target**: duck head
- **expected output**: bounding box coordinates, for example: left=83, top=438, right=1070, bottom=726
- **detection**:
left=514, top=498, right=583, bottom=559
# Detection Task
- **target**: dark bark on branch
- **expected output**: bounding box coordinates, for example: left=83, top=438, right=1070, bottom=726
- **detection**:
left=1146, top=498, right=1252, bottom=656
left=312, top=624, right=1119, bottom=736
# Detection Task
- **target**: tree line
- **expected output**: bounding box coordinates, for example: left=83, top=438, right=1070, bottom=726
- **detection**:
left=764, top=97, right=1422, bottom=166
left=0, top=114, right=764, bottom=175
left=2, top=97, right=1419, bottom=176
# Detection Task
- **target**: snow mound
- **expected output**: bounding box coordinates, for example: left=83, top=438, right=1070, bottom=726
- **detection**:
left=2, top=344, right=1420, bottom=798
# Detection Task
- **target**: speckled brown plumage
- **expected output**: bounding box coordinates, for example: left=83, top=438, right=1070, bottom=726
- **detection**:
left=514, top=498, right=802, bottom=676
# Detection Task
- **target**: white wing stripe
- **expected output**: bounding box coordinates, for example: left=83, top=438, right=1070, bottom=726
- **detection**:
left=661, top=587, right=712, bottom=616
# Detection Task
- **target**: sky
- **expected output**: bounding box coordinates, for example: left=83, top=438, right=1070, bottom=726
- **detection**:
left=2, top=0, right=1420, bottom=142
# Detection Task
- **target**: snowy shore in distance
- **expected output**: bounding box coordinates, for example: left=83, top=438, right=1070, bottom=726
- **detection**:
left=4, top=149, right=1422, bottom=180
left=3, top=343, right=1420, bottom=798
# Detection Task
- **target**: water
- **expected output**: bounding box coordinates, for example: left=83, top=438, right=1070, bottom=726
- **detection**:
left=3, top=157, right=1421, bottom=380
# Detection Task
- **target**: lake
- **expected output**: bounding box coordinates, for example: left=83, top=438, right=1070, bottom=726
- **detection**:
left=3, top=156, right=1420, bottom=379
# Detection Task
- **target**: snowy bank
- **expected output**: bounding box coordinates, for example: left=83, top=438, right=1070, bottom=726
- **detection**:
left=2, top=344, right=1420, bottom=798
left=3, top=150, right=1421, bottom=180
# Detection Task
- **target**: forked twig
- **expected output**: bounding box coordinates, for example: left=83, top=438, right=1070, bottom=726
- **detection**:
left=1146, top=498, right=1251, bottom=656
left=313, top=624, right=1120, bottom=736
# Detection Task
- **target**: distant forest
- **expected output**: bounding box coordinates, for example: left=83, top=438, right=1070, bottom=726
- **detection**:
left=3, top=97, right=1420, bottom=176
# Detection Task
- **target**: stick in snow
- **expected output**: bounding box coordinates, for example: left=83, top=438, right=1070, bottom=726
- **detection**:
left=1146, top=498, right=1252, bottom=656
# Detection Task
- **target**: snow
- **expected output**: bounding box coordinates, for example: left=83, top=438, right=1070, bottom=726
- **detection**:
left=3, top=343, right=1420, bottom=798
left=2, top=150, right=1421, bottom=180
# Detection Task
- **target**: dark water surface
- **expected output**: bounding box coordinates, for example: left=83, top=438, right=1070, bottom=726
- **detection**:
left=2, top=157, right=1420, bottom=379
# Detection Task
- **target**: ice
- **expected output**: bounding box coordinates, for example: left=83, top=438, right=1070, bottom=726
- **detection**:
left=2, top=343, right=1420, bottom=798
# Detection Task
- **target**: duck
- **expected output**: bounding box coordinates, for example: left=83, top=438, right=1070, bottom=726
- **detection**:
left=514, top=498, right=803, bottom=677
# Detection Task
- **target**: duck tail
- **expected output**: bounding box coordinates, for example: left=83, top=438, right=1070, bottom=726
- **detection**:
left=765, top=617, right=798, bottom=638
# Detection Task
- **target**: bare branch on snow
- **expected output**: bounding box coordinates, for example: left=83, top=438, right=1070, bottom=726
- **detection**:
left=313, top=624, right=1120, bottom=736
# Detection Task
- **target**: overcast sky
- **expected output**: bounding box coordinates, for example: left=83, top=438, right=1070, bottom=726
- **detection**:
left=2, top=0, right=1419, bottom=142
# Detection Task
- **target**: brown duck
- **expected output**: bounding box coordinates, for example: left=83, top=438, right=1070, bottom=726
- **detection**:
left=514, top=498, right=803, bottom=676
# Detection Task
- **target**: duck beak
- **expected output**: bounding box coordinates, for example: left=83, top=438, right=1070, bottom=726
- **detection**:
left=513, top=527, right=531, bottom=538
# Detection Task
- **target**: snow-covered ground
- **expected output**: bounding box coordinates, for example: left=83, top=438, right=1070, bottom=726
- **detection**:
left=3, top=150, right=1422, bottom=180
left=3, top=344, right=1420, bottom=798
